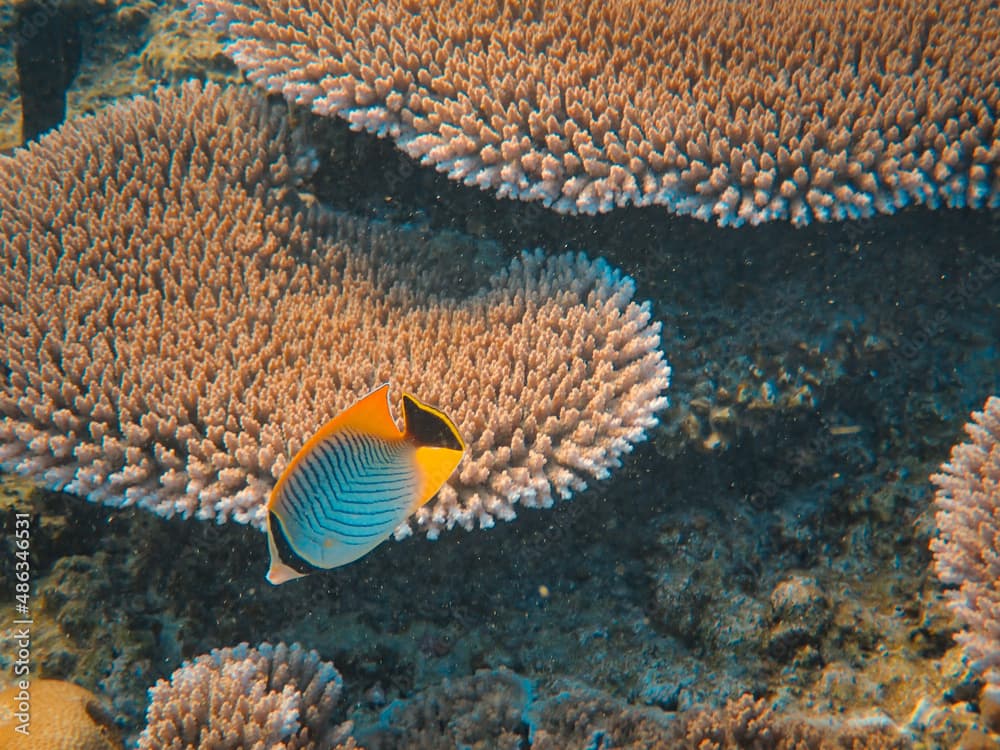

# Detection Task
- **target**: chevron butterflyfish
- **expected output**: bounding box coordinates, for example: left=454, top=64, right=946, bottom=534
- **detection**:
left=265, top=384, right=465, bottom=584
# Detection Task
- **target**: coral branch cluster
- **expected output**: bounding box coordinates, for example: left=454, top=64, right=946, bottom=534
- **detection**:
left=138, top=642, right=346, bottom=750
left=193, top=0, right=1000, bottom=225
left=931, top=395, right=1000, bottom=690
left=0, top=81, right=669, bottom=537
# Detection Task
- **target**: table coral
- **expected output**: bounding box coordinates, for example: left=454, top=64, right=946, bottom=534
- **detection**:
left=193, top=0, right=1000, bottom=225
left=0, top=80, right=669, bottom=538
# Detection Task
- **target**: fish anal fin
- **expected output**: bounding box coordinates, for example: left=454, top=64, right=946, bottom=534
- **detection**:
left=402, top=393, right=465, bottom=513
left=410, top=445, right=464, bottom=512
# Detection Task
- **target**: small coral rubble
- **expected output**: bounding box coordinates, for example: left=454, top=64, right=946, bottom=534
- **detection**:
left=353, top=670, right=911, bottom=749
left=669, top=693, right=910, bottom=749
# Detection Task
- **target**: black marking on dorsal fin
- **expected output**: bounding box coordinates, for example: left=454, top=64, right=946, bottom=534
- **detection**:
left=402, top=394, right=464, bottom=452
left=269, top=512, right=324, bottom=576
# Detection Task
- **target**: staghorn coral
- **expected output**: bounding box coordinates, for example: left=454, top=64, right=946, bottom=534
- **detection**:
left=137, top=642, right=346, bottom=750
left=0, top=80, right=669, bottom=538
left=930, top=395, right=1000, bottom=690
left=192, top=0, right=1000, bottom=226
left=0, top=679, right=122, bottom=750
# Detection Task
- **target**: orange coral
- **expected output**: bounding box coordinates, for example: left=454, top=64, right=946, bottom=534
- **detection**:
left=193, top=0, right=1000, bottom=225
left=0, top=81, right=669, bottom=537
left=0, top=680, right=121, bottom=750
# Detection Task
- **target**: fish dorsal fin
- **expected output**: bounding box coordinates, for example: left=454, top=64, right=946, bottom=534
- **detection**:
left=311, top=384, right=403, bottom=445
left=402, top=392, right=465, bottom=512
left=402, top=393, right=465, bottom=451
